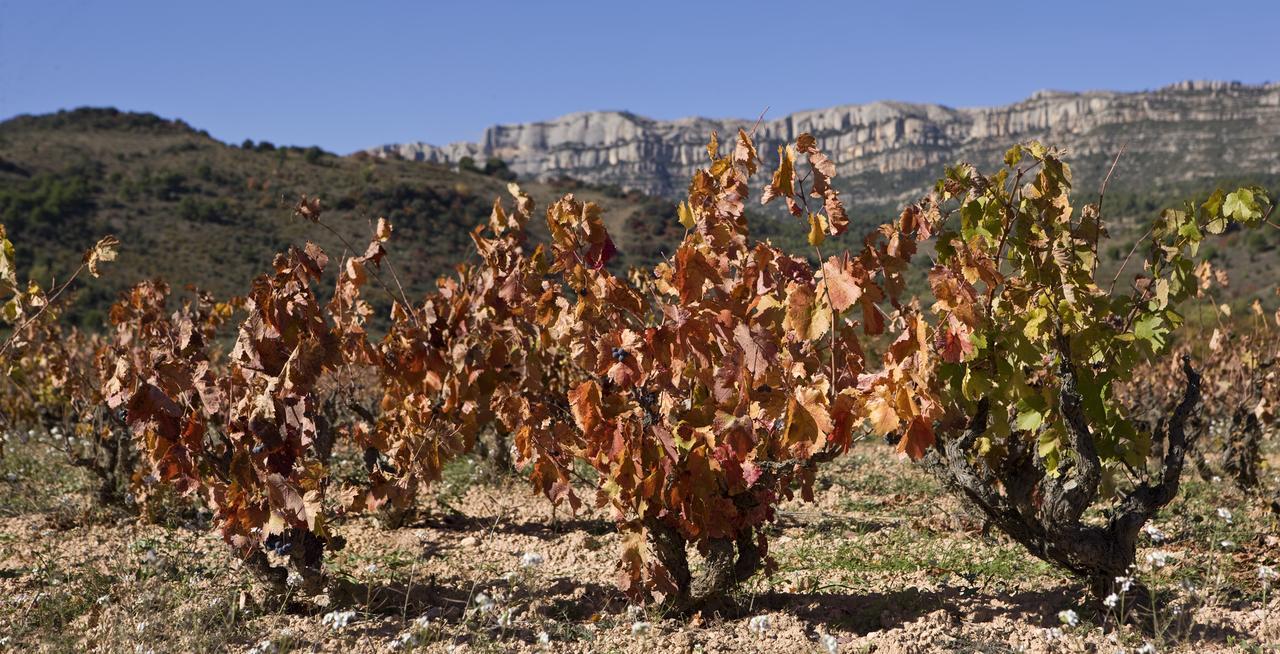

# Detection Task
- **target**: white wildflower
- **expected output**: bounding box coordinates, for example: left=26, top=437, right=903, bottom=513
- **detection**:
left=631, top=621, right=652, bottom=636
left=820, top=632, right=839, bottom=653
left=473, top=592, right=496, bottom=613
left=1216, top=507, right=1233, bottom=523
left=1143, top=523, right=1168, bottom=543
left=748, top=614, right=772, bottom=634
left=1057, top=609, right=1079, bottom=627
left=1103, top=593, right=1119, bottom=608
left=1115, top=575, right=1134, bottom=592
left=321, top=609, right=356, bottom=630
left=520, top=552, right=545, bottom=568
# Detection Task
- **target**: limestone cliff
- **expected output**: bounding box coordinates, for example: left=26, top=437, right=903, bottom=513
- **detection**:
left=367, top=81, right=1280, bottom=207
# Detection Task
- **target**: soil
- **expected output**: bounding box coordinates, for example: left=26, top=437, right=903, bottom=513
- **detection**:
left=0, top=444, right=1276, bottom=653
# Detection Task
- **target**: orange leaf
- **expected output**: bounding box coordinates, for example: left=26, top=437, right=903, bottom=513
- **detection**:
left=898, top=417, right=936, bottom=460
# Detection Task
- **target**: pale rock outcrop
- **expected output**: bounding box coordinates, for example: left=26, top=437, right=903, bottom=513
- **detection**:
left=367, top=81, right=1280, bottom=205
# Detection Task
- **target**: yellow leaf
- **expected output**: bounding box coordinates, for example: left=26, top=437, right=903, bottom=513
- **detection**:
left=807, top=213, right=827, bottom=247
left=677, top=201, right=696, bottom=229
left=867, top=398, right=898, bottom=436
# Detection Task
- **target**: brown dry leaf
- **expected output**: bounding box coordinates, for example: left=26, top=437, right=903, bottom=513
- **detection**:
left=568, top=380, right=604, bottom=438
left=761, top=145, right=797, bottom=212
left=265, top=473, right=308, bottom=527
left=84, top=235, right=120, bottom=278
left=783, top=282, right=830, bottom=342
left=733, top=128, right=758, bottom=175
left=821, top=257, right=862, bottom=314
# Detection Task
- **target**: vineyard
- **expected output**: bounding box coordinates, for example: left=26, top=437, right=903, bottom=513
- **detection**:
left=1, top=131, right=1278, bottom=653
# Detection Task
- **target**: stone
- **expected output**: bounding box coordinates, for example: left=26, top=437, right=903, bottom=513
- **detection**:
left=366, top=81, right=1280, bottom=207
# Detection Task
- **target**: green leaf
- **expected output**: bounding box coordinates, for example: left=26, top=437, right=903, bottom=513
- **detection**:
left=1004, top=145, right=1023, bottom=168
left=1038, top=430, right=1061, bottom=474
left=1222, top=188, right=1259, bottom=221
left=962, top=366, right=992, bottom=402
left=1200, top=189, right=1224, bottom=219
left=1015, top=407, right=1044, bottom=432
left=1133, top=314, right=1169, bottom=351
left=1022, top=306, right=1048, bottom=340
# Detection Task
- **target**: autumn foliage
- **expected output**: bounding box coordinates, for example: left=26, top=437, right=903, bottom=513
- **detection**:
left=1, top=132, right=1276, bottom=609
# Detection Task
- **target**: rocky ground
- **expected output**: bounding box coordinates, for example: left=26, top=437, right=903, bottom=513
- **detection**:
left=0, top=439, right=1277, bottom=653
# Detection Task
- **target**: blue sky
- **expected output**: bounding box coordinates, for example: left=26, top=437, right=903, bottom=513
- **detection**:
left=1, top=1, right=1276, bottom=153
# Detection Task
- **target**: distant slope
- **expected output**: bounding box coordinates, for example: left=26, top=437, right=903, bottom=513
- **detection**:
left=0, top=108, right=689, bottom=326
left=1, top=104, right=1275, bottom=330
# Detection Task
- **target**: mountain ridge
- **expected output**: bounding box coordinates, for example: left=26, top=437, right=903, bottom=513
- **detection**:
left=367, top=80, right=1280, bottom=206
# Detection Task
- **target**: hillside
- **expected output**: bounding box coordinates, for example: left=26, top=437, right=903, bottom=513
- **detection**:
left=0, top=108, right=692, bottom=327
left=1, top=104, right=1276, bottom=330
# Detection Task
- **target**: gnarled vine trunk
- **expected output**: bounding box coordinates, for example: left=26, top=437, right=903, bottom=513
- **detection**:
left=645, top=518, right=764, bottom=611
left=920, top=351, right=1202, bottom=605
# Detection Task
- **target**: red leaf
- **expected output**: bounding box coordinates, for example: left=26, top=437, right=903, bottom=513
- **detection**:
left=899, top=417, right=936, bottom=461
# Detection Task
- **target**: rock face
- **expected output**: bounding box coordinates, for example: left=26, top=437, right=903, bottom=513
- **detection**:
left=368, top=81, right=1280, bottom=207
